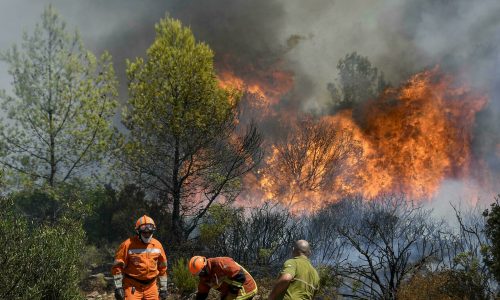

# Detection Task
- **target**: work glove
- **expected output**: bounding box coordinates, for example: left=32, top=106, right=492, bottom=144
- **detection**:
left=114, top=287, right=125, bottom=300
left=228, top=285, right=241, bottom=295
left=159, top=275, right=168, bottom=299
left=159, top=289, right=168, bottom=300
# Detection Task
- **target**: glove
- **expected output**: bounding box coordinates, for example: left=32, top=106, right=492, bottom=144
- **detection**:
left=228, top=285, right=241, bottom=294
left=159, top=289, right=168, bottom=300
left=159, top=275, right=168, bottom=299
left=114, top=288, right=125, bottom=300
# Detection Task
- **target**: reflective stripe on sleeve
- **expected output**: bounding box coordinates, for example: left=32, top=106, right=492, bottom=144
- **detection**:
left=223, top=278, right=243, bottom=288
left=128, top=248, right=162, bottom=254
left=235, top=288, right=258, bottom=300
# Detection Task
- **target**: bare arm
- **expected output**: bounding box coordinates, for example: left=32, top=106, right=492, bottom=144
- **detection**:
left=268, top=273, right=293, bottom=300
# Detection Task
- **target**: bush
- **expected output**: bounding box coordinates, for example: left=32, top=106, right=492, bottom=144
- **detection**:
left=170, top=257, right=198, bottom=296
left=0, top=196, right=85, bottom=299
left=13, top=183, right=91, bottom=224
left=316, top=265, right=340, bottom=298
left=200, top=203, right=303, bottom=266
left=398, top=258, right=490, bottom=300
left=84, top=184, right=152, bottom=244
left=483, top=195, right=500, bottom=282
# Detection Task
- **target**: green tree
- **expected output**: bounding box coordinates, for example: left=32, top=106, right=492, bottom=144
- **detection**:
left=122, top=17, right=262, bottom=241
left=0, top=5, right=118, bottom=187
left=199, top=203, right=244, bottom=255
left=84, top=184, right=152, bottom=244
left=483, top=195, right=500, bottom=284
left=327, top=52, right=388, bottom=110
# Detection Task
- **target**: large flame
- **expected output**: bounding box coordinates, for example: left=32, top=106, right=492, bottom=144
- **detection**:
left=218, top=64, right=293, bottom=119
left=219, top=62, right=492, bottom=211
left=349, top=67, right=488, bottom=200
left=254, top=67, right=487, bottom=210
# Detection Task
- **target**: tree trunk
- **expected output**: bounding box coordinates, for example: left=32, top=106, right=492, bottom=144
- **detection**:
left=171, top=138, right=184, bottom=242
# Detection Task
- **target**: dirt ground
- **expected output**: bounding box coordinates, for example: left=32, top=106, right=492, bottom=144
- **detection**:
left=83, top=273, right=275, bottom=300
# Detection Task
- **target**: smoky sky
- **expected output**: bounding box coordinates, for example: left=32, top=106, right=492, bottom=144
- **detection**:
left=0, top=0, right=499, bottom=150
left=0, top=0, right=498, bottom=202
left=1, top=0, right=499, bottom=101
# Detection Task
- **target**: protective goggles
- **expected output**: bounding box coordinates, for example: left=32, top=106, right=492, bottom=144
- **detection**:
left=138, top=224, right=156, bottom=232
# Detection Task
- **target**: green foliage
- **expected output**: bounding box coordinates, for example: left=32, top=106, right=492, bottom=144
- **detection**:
left=258, top=247, right=275, bottom=264
left=125, top=17, right=237, bottom=139
left=170, top=257, right=198, bottom=296
left=0, top=5, right=118, bottom=187
left=12, top=183, right=92, bottom=224
left=327, top=51, right=388, bottom=110
left=84, top=184, right=152, bottom=244
left=199, top=204, right=242, bottom=247
left=121, top=16, right=261, bottom=241
left=316, top=265, right=340, bottom=298
left=0, top=196, right=85, bottom=299
left=399, top=262, right=489, bottom=300
left=483, top=195, right=500, bottom=283
left=80, top=244, right=107, bottom=273
left=446, top=251, right=489, bottom=298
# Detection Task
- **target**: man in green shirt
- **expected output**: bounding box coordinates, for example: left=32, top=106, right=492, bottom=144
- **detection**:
left=268, top=240, right=320, bottom=300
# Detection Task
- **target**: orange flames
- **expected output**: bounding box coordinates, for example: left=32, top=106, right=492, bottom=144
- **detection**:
left=218, top=66, right=293, bottom=118
left=322, top=67, right=488, bottom=204
left=222, top=65, right=491, bottom=211
left=350, top=68, right=488, bottom=200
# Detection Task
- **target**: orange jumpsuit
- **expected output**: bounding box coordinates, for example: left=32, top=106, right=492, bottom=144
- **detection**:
left=197, top=257, right=257, bottom=300
left=112, top=236, right=168, bottom=300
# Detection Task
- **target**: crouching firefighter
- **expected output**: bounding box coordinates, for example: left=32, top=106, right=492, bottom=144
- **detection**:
left=189, top=256, right=258, bottom=300
left=112, top=215, right=168, bottom=300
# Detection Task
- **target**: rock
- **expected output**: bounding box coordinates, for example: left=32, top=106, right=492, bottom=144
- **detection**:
left=86, top=291, right=100, bottom=299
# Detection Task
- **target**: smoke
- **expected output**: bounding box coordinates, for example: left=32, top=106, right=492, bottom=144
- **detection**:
left=0, top=0, right=498, bottom=202
left=2, top=0, right=499, bottom=102
left=428, top=179, right=489, bottom=229
left=275, top=0, right=500, bottom=200
left=276, top=0, right=500, bottom=109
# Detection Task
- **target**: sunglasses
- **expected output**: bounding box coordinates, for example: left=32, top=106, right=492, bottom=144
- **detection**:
left=139, top=224, right=155, bottom=232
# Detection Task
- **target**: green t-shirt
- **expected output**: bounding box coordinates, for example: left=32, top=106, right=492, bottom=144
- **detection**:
left=278, top=255, right=320, bottom=300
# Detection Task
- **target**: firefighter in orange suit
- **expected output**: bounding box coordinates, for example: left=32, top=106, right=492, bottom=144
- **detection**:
left=189, top=256, right=258, bottom=300
left=112, top=215, right=168, bottom=300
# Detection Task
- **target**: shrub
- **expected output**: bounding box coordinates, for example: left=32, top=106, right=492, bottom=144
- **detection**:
left=170, top=257, right=198, bottom=296
left=200, top=203, right=303, bottom=266
left=316, top=265, right=341, bottom=299
left=0, top=196, right=85, bottom=299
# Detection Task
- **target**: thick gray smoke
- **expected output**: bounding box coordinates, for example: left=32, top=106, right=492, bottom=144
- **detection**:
left=2, top=0, right=498, bottom=103
left=1, top=0, right=499, bottom=199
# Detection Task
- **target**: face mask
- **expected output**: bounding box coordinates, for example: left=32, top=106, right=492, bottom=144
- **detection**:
left=140, top=233, right=153, bottom=243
